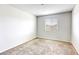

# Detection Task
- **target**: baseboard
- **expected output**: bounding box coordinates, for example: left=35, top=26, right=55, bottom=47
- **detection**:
left=0, top=36, right=37, bottom=53
left=1, top=36, right=78, bottom=54
left=37, top=36, right=71, bottom=43
left=71, top=42, right=79, bottom=54
left=37, top=37, right=79, bottom=54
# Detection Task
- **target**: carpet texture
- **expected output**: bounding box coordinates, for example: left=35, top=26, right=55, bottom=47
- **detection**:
left=0, top=38, right=78, bottom=55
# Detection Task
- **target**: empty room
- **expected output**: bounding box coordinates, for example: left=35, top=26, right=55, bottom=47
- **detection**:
left=0, top=4, right=79, bottom=55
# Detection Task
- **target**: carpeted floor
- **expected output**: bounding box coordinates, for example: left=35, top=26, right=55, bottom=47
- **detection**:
left=0, top=38, right=78, bottom=55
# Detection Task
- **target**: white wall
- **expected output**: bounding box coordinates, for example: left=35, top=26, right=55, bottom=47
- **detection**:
left=72, top=5, right=79, bottom=54
left=0, top=5, right=36, bottom=53
left=37, top=12, right=72, bottom=42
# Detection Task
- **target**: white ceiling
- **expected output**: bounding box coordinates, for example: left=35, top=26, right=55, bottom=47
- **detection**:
left=10, top=4, right=75, bottom=16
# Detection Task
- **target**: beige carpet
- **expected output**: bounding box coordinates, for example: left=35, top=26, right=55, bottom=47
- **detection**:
left=0, top=38, right=78, bottom=55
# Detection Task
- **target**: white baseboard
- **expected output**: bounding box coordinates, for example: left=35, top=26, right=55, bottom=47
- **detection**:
left=37, top=36, right=71, bottom=43
left=0, top=36, right=36, bottom=53
left=71, top=41, right=79, bottom=54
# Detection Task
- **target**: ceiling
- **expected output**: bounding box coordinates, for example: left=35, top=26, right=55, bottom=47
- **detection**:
left=10, top=4, right=75, bottom=16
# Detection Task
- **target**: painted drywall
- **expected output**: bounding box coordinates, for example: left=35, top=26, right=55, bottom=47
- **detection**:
left=72, top=5, right=79, bottom=54
left=37, top=12, right=72, bottom=42
left=0, top=5, right=36, bottom=53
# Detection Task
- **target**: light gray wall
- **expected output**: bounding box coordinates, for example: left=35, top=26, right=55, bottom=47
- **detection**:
left=37, top=12, right=72, bottom=42
left=0, top=5, right=36, bottom=53
left=72, top=5, right=79, bottom=54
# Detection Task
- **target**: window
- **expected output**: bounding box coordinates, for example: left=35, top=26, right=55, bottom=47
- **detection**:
left=45, top=18, right=58, bottom=33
